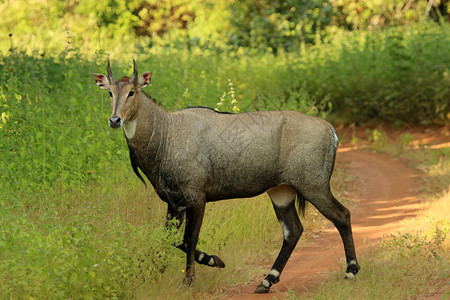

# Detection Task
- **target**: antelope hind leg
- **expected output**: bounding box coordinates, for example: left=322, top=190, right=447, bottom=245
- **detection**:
left=301, top=186, right=360, bottom=280
left=255, top=186, right=302, bottom=293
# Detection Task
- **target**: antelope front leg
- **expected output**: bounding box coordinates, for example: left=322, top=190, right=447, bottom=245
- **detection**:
left=183, top=200, right=206, bottom=285
left=177, top=244, right=226, bottom=269
left=166, top=205, right=226, bottom=269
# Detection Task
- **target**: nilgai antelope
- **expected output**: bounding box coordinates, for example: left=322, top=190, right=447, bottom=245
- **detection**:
left=93, top=60, right=360, bottom=293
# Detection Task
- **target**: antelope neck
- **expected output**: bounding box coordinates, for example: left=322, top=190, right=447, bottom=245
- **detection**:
left=123, top=119, right=137, bottom=139
left=123, top=95, right=169, bottom=142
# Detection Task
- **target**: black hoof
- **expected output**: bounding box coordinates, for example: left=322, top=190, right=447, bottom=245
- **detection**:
left=254, top=285, right=270, bottom=294
left=345, top=262, right=360, bottom=280
left=183, top=275, right=194, bottom=286
left=212, top=255, right=225, bottom=268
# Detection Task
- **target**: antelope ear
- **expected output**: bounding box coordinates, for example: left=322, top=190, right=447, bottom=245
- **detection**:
left=93, top=73, right=110, bottom=90
left=139, top=71, right=152, bottom=88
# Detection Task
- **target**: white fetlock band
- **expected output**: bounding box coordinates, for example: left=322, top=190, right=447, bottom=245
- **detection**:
left=345, top=272, right=356, bottom=280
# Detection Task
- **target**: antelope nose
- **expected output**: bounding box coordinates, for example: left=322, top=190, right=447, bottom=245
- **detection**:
left=109, top=116, right=122, bottom=128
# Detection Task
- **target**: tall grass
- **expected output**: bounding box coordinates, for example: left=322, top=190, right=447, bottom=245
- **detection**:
left=0, top=167, right=282, bottom=298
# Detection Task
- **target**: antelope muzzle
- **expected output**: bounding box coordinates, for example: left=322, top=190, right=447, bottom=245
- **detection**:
left=109, top=116, right=122, bottom=128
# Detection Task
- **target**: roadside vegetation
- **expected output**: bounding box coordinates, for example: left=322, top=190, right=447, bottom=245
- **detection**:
left=1, top=0, right=449, bottom=298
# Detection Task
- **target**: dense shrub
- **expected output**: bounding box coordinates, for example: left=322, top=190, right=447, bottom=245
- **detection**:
left=330, top=0, right=448, bottom=30
left=0, top=50, right=123, bottom=196
left=1, top=0, right=448, bottom=53
left=0, top=205, right=181, bottom=298
left=300, top=24, right=450, bottom=124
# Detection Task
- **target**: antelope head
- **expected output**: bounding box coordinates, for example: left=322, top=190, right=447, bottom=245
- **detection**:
left=93, top=60, right=152, bottom=129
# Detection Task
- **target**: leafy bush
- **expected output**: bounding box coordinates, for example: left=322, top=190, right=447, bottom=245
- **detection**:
left=0, top=203, right=181, bottom=298
left=187, top=0, right=335, bottom=52
left=0, top=49, right=125, bottom=196
left=1, top=0, right=447, bottom=54
left=299, top=24, right=450, bottom=124
left=330, top=0, right=447, bottom=30
left=379, top=221, right=448, bottom=259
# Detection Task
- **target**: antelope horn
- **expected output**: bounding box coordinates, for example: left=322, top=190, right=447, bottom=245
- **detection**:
left=131, top=59, right=138, bottom=83
left=107, top=60, right=115, bottom=82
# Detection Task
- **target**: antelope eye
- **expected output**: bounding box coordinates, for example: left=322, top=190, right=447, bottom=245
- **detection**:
left=128, top=90, right=135, bottom=98
left=108, top=91, right=113, bottom=97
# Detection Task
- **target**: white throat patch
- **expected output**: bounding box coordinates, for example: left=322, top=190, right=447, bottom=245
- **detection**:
left=123, top=119, right=137, bottom=139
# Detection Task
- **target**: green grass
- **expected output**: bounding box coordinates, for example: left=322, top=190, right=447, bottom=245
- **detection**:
left=294, top=244, right=449, bottom=299
left=0, top=170, right=276, bottom=298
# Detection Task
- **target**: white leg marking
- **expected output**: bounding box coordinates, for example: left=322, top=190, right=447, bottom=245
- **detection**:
left=123, top=119, right=137, bottom=139
left=261, top=279, right=270, bottom=288
left=345, top=272, right=356, bottom=280
left=208, top=257, right=215, bottom=266
left=280, top=221, right=290, bottom=240
left=198, top=253, right=205, bottom=262
left=345, top=260, right=357, bottom=279
left=268, top=185, right=296, bottom=208
left=269, top=269, right=280, bottom=277
left=345, top=259, right=358, bottom=280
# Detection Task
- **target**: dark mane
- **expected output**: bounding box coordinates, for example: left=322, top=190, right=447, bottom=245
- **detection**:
left=141, top=90, right=159, bottom=105
left=184, top=106, right=234, bottom=114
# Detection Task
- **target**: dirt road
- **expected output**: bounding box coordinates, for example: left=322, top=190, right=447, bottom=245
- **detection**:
left=226, top=147, right=422, bottom=299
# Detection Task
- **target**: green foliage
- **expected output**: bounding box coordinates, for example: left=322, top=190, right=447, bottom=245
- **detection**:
left=399, top=132, right=415, bottom=152
left=0, top=49, right=125, bottom=196
left=139, top=24, right=449, bottom=125
left=366, top=128, right=389, bottom=150
left=2, top=0, right=448, bottom=54
left=308, top=24, right=450, bottom=124
left=379, top=220, right=449, bottom=259
left=189, top=0, right=335, bottom=52
left=330, top=0, right=447, bottom=30
left=0, top=204, right=181, bottom=298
